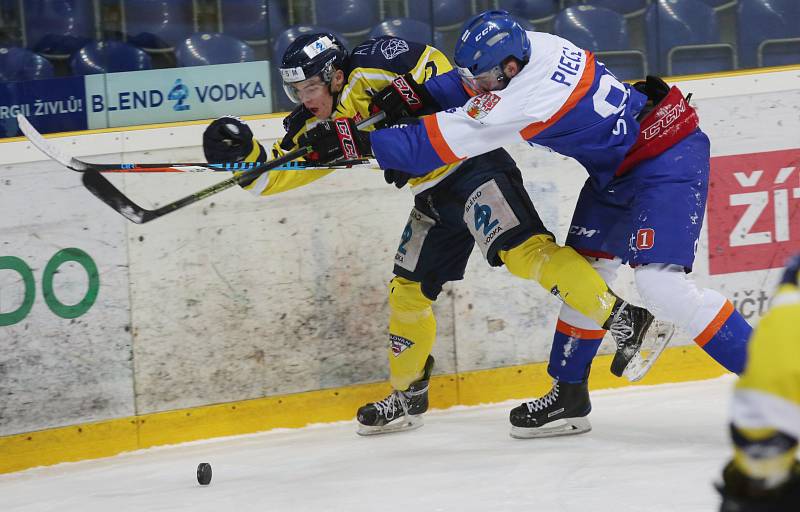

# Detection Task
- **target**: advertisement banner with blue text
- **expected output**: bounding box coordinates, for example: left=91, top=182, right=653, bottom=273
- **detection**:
left=85, top=61, right=272, bottom=129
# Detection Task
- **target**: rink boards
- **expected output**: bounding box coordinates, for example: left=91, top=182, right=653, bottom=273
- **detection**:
left=0, top=66, right=797, bottom=473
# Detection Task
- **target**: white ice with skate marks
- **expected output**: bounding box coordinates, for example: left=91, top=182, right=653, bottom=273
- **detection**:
left=0, top=376, right=737, bottom=512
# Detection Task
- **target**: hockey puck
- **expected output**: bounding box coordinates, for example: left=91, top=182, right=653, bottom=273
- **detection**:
left=197, top=462, right=212, bottom=485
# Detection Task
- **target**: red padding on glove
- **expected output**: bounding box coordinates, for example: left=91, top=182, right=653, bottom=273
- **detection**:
left=616, top=86, right=699, bottom=176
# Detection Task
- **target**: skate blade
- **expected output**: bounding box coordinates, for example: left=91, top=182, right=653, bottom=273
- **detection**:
left=622, top=321, right=676, bottom=382
left=510, top=417, right=591, bottom=439
left=356, top=415, right=424, bottom=436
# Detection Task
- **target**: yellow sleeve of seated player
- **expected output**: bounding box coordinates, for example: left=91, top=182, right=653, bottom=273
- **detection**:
left=242, top=112, right=335, bottom=197
left=736, top=283, right=800, bottom=410
left=731, top=282, right=800, bottom=482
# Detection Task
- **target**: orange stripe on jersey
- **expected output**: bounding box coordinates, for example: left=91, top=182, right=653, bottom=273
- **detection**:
left=694, top=300, right=735, bottom=347
left=556, top=319, right=606, bottom=339
left=423, top=114, right=461, bottom=164
left=519, top=52, right=596, bottom=140
left=462, top=83, right=478, bottom=98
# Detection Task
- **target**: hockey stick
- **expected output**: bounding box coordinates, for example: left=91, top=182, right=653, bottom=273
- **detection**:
left=75, top=112, right=384, bottom=224
left=81, top=147, right=311, bottom=223
left=16, top=114, right=368, bottom=173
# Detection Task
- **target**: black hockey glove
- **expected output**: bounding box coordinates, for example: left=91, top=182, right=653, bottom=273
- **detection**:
left=298, top=118, right=371, bottom=164
left=717, top=460, right=800, bottom=512
left=633, top=76, right=672, bottom=120
left=780, top=253, right=800, bottom=285
left=384, top=169, right=414, bottom=189
left=203, top=116, right=254, bottom=163
left=381, top=117, right=423, bottom=189
left=370, top=73, right=438, bottom=126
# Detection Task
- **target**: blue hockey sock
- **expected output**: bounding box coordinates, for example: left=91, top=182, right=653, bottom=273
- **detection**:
left=695, top=301, right=752, bottom=374
left=547, top=320, right=605, bottom=383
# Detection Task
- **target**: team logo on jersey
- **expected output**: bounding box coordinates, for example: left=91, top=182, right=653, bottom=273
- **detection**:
left=635, top=228, right=655, bottom=250
left=390, top=334, right=414, bottom=356
left=380, top=38, right=409, bottom=60
left=465, top=93, right=501, bottom=120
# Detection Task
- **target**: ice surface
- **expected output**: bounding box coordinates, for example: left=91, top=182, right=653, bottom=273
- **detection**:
left=0, top=376, right=737, bottom=512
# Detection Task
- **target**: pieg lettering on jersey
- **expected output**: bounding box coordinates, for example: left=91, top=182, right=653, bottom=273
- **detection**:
left=551, top=46, right=583, bottom=87
left=465, top=93, right=501, bottom=121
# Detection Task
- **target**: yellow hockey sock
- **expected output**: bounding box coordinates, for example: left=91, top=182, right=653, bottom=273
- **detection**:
left=387, top=277, right=437, bottom=390
left=499, top=234, right=616, bottom=326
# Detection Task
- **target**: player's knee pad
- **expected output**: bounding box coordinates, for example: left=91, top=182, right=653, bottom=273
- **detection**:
left=388, top=277, right=434, bottom=321
left=500, top=233, right=559, bottom=281
left=634, top=263, right=712, bottom=329
left=556, top=257, right=621, bottom=330
left=501, top=235, right=615, bottom=325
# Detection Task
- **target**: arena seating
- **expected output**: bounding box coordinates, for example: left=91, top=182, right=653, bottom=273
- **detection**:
left=70, top=40, right=152, bottom=75
left=369, top=18, right=442, bottom=48
left=25, top=0, right=93, bottom=58
left=737, top=0, right=800, bottom=68
left=645, top=0, right=736, bottom=75
left=554, top=5, right=647, bottom=79
left=124, top=0, right=194, bottom=51
left=313, top=0, right=380, bottom=38
left=0, top=46, right=55, bottom=81
left=175, top=33, right=255, bottom=67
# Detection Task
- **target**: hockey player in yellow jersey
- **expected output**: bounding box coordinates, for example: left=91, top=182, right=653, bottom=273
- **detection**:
left=718, top=254, right=800, bottom=511
left=202, top=33, right=655, bottom=437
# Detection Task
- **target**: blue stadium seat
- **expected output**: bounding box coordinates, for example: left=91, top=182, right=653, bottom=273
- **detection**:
left=566, top=0, right=649, bottom=17
left=369, top=18, right=442, bottom=47
left=24, top=0, right=94, bottom=57
left=554, top=6, right=646, bottom=80
left=497, top=0, right=560, bottom=23
left=406, top=0, right=473, bottom=30
left=0, top=47, right=55, bottom=81
left=271, top=26, right=350, bottom=111
left=124, top=0, right=194, bottom=51
left=737, top=0, right=800, bottom=68
left=175, top=33, right=255, bottom=67
left=645, top=0, right=736, bottom=76
left=314, top=0, right=379, bottom=38
left=220, top=0, right=286, bottom=44
left=70, top=40, right=152, bottom=75
left=699, top=0, right=737, bottom=10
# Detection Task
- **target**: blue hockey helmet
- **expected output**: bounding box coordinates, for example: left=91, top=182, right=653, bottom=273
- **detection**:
left=454, top=10, right=531, bottom=93
left=279, top=33, right=348, bottom=103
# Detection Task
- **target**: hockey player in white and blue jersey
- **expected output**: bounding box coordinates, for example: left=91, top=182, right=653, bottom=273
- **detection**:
left=299, top=10, right=753, bottom=438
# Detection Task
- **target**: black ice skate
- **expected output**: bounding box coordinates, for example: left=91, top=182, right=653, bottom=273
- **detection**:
left=604, top=299, right=655, bottom=378
left=509, top=380, right=592, bottom=439
left=356, top=356, right=434, bottom=436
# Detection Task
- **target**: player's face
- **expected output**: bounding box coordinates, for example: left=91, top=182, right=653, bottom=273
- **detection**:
left=285, top=76, right=334, bottom=119
left=457, top=65, right=507, bottom=94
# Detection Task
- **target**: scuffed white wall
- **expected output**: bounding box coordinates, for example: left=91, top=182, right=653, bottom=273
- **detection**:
left=1, top=69, right=797, bottom=432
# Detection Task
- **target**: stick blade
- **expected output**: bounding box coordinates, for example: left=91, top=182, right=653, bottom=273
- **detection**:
left=81, top=172, right=154, bottom=224
left=16, top=114, right=87, bottom=171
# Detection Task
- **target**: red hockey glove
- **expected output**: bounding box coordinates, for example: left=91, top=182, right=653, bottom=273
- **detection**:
left=298, top=118, right=372, bottom=164
left=369, top=73, right=437, bottom=126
